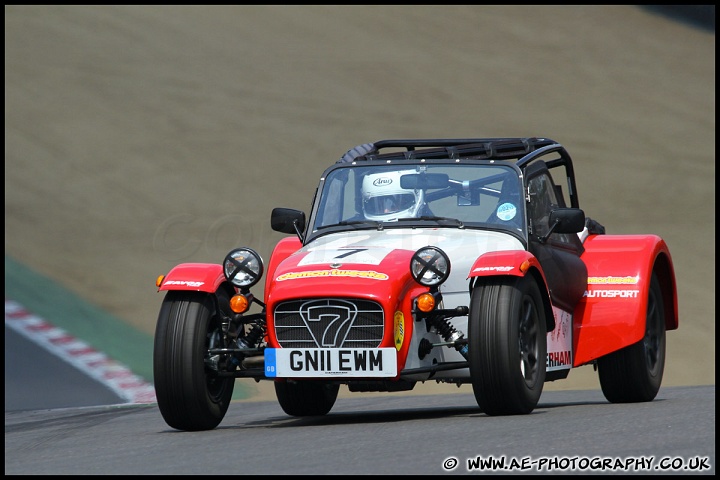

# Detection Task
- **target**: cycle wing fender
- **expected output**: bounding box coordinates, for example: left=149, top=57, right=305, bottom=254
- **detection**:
left=573, top=234, right=678, bottom=366
left=157, top=263, right=227, bottom=293
left=467, top=250, right=545, bottom=281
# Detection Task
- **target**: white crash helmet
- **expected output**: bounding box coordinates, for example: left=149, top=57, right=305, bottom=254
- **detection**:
left=361, top=170, right=424, bottom=221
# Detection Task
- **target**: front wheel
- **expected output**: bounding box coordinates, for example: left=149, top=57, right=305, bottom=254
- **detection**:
left=597, top=273, right=666, bottom=403
left=153, top=290, right=235, bottom=431
left=274, top=380, right=340, bottom=416
left=468, top=275, right=547, bottom=415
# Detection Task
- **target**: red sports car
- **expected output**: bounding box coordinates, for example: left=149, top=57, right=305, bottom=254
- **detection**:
left=153, top=137, right=678, bottom=431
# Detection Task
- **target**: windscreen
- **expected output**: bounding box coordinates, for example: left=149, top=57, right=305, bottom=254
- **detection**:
left=311, top=163, right=525, bottom=236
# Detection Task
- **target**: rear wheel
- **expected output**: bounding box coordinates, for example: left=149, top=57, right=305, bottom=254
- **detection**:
left=274, top=380, right=340, bottom=416
left=153, top=290, right=235, bottom=431
left=468, top=275, right=547, bottom=415
left=598, top=273, right=666, bottom=403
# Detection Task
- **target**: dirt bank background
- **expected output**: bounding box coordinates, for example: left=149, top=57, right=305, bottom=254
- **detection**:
left=5, top=6, right=715, bottom=401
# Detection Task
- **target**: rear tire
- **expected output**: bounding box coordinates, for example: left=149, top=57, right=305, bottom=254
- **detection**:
left=153, top=291, right=234, bottom=431
left=274, top=380, right=340, bottom=416
left=598, top=273, right=666, bottom=403
left=468, top=275, right=547, bottom=415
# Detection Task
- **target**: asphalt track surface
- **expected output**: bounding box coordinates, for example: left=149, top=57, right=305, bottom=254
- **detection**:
left=4, top=386, right=716, bottom=475
left=4, top=326, right=126, bottom=411
left=4, top=5, right=715, bottom=475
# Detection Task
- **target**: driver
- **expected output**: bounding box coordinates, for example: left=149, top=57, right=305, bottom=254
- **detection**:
left=361, top=170, right=424, bottom=221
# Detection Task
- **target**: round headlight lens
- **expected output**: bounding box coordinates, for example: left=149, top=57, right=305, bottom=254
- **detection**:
left=223, top=248, right=263, bottom=288
left=410, top=246, right=450, bottom=287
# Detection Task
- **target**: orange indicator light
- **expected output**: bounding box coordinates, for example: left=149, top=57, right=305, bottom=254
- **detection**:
left=230, top=294, right=250, bottom=313
left=416, top=292, right=436, bottom=312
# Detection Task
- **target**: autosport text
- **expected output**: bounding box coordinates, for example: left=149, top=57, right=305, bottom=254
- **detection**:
left=584, top=289, right=639, bottom=298
left=440, top=455, right=711, bottom=473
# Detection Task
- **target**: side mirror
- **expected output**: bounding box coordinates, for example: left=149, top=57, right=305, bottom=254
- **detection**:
left=549, top=208, right=585, bottom=234
left=271, top=208, right=306, bottom=235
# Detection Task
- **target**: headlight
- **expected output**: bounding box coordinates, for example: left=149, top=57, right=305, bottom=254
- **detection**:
left=223, top=248, right=263, bottom=289
left=410, top=246, right=450, bottom=287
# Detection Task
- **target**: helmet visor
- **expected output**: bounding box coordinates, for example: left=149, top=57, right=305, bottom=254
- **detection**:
left=364, top=193, right=416, bottom=216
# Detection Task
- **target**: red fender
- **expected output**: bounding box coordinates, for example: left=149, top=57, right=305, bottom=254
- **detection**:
left=467, top=250, right=546, bottom=282
left=467, top=249, right=554, bottom=331
left=157, top=263, right=226, bottom=293
left=572, top=234, right=678, bottom=366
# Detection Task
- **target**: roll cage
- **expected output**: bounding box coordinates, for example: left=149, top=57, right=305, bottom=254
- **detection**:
left=296, top=138, right=578, bottom=243
left=348, top=137, right=580, bottom=209
left=271, top=138, right=581, bottom=245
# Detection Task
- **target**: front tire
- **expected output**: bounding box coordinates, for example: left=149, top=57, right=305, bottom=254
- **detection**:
left=597, top=273, right=666, bottom=403
left=153, top=290, right=235, bottom=431
left=468, top=275, right=547, bottom=415
left=274, top=380, right=340, bottom=416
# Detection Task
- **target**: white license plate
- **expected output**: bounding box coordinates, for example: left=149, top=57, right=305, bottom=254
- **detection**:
left=264, top=348, right=397, bottom=378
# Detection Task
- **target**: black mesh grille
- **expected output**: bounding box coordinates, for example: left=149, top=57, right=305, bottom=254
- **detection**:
left=274, top=298, right=385, bottom=348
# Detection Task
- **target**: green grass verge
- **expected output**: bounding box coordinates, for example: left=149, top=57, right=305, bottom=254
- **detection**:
left=4, top=255, right=252, bottom=400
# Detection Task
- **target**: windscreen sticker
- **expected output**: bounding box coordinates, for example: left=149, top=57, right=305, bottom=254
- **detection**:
left=496, top=203, right=517, bottom=221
